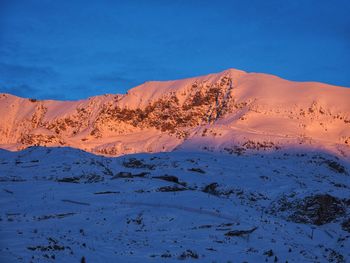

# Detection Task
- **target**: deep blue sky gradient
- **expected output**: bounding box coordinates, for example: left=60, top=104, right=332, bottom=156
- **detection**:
left=1, top=0, right=349, bottom=100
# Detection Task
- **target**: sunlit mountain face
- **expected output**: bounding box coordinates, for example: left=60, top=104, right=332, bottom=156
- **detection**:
left=0, top=68, right=349, bottom=159
left=1, top=69, right=350, bottom=262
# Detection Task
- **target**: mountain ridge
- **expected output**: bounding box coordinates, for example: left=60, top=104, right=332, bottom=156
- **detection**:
left=0, top=68, right=349, bottom=158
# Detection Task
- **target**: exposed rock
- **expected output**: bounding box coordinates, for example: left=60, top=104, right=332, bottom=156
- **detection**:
left=341, top=218, right=350, bottom=233
left=202, top=182, right=219, bottom=195
left=122, top=158, right=155, bottom=170
left=188, top=168, right=206, bottom=174
left=178, top=250, right=199, bottom=259
left=224, top=227, right=258, bottom=237
left=272, top=194, right=347, bottom=225
left=157, top=185, right=187, bottom=192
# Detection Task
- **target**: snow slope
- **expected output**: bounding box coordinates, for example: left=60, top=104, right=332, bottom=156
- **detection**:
left=1, top=69, right=350, bottom=262
left=0, top=68, right=349, bottom=158
left=0, top=146, right=349, bottom=262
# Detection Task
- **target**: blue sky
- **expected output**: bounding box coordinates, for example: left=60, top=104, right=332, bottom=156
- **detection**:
left=0, top=0, right=349, bottom=100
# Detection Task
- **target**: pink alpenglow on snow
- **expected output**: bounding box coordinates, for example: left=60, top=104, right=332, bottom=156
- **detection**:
left=1, top=69, right=350, bottom=263
left=0, top=68, right=349, bottom=158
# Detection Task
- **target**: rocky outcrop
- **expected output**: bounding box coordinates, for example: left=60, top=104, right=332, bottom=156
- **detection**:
left=269, top=194, right=349, bottom=226
left=0, top=69, right=349, bottom=156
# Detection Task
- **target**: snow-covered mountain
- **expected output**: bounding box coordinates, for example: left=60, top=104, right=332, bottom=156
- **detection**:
left=1, top=69, right=350, bottom=262
left=1, top=68, right=349, bottom=158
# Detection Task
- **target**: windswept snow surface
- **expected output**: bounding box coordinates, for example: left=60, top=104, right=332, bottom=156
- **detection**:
left=0, top=147, right=349, bottom=262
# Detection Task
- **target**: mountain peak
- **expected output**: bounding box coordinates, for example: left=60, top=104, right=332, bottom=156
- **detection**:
left=0, top=69, right=349, bottom=158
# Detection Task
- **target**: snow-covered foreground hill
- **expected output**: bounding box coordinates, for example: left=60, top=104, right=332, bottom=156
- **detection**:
left=1, top=146, right=349, bottom=262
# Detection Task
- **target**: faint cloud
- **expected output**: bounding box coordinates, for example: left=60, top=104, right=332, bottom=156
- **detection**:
left=0, top=83, right=69, bottom=100
left=0, top=84, right=39, bottom=98
left=90, top=73, right=137, bottom=88
left=0, top=62, right=62, bottom=99
left=0, top=63, right=58, bottom=84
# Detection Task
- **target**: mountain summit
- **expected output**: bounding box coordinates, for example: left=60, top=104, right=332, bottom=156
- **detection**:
left=0, top=69, right=349, bottom=157
left=1, top=69, right=350, bottom=262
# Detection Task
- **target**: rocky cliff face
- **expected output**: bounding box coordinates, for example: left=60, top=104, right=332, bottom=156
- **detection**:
left=0, top=69, right=349, bottom=157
